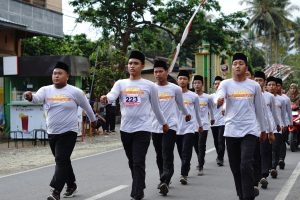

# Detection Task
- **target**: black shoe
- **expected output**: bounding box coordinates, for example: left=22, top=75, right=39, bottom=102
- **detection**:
left=159, top=183, right=169, bottom=196
left=278, top=160, right=285, bottom=170
left=63, top=183, right=77, bottom=198
left=180, top=176, right=187, bottom=185
left=198, top=168, right=204, bottom=176
left=47, top=189, right=60, bottom=200
left=131, top=194, right=144, bottom=200
left=216, top=158, right=224, bottom=166
left=254, top=186, right=259, bottom=197
left=271, top=169, right=278, bottom=179
left=260, top=178, right=268, bottom=189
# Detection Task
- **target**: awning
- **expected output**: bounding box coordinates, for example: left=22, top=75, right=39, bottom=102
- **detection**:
left=0, top=55, right=90, bottom=77
left=0, top=17, right=27, bottom=30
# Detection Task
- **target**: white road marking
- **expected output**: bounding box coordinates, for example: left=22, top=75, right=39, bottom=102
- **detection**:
left=206, top=147, right=216, bottom=154
left=274, top=161, right=300, bottom=200
left=84, top=185, right=128, bottom=200
left=0, top=147, right=123, bottom=179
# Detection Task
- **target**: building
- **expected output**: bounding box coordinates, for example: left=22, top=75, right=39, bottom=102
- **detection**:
left=0, top=0, right=63, bottom=133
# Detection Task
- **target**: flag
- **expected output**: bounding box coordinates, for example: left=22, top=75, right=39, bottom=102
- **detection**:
left=169, top=0, right=207, bottom=72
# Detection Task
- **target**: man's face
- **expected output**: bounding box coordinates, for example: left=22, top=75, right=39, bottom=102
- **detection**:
left=245, top=71, right=253, bottom=79
left=154, top=67, right=168, bottom=82
left=267, top=81, right=277, bottom=94
left=128, top=58, right=144, bottom=76
left=232, top=60, right=247, bottom=77
left=52, top=68, right=69, bottom=85
left=254, top=77, right=265, bottom=88
left=214, top=80, right=221, bottom=91
left=193, top=80, right=203, bottom=91
left=177, top=76, right=189, bottom=88
left=276, top=83, right=282, bottom=94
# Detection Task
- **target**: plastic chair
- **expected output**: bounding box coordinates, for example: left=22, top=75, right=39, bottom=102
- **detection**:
left=32, top=129, right=48, bottom=146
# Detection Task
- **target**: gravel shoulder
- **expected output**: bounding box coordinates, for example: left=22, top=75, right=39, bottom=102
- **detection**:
left=0, top=131, right=122, bottom=177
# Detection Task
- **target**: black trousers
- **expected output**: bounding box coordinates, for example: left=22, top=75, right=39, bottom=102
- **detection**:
left=198, top=130, right=209, bottom=168
left=104, top=105, right=116, bottom=131
left=48, top=132, right=77, bottom=193
left=253, top=138, right=261, bottom=186
left=279, top=129, right=289, bottom=161
left=211, top=125, right=226, bottom=161
left=152, top=129, right=177, bottom=184
left=272, top=133, right=283, bottom=169
left=176, top=133, right=194, bottom=176
left=260, top=139, right=272, bottom=178
left=120, top=131, right=151, bottom=198
left=226, top=134, right=257, bottom=200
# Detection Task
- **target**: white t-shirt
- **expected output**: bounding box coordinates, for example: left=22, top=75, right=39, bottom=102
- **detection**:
left=215, top=79, right=266, bottom=137
left=107, top=78, right=166, bottom=133
left=263, top=91, right=280, bottom=133
left=281, top=94, right=293, bottom=126
left=274, top=95, right=287, bottom=130
left=32, top=84, right=96, bottom=134
left=195, top=93, right=214, bottom=130
left=210, top=93, right=225, bottom=127
left=152, top=83, right=188, bottom=133
left=177, top=90, right=202, bottom=135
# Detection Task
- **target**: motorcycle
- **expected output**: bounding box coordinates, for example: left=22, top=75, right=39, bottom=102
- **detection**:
left=288, top=103, right=300, bottom=152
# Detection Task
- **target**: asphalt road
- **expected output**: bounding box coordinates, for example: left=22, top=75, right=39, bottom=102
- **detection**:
left=1, top=133, right=300, bottom=200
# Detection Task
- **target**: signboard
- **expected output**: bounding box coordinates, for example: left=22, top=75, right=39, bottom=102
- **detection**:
left=10, top=105, right=83, bottom=139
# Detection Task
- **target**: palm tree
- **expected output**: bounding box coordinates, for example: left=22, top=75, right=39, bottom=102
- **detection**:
left=241, top=0, right=299, bottom=65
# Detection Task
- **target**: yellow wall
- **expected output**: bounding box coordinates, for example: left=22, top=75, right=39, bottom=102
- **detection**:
left=47, top=0, right=62, bottom=12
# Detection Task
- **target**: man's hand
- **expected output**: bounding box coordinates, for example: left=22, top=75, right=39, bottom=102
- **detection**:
left=163, top=124, right=169, bottom=134
left=91, top=121, right=97, bottom=129
left=217, top=97, right=224, bottom=107
left=198, top=127, right=204, bottom=133
left=221, top=109, right=225, bottom=116
left=211, top=119, right=215, bottom=125
left=277, top=125, right=281, bottom=133
left=259, top=131, right=267, bottom=142
left=100, top=95, right=108, bottom=104
left=23, top=91, right=33, bottom=101
left=185, top=114, right=191, bottom=122
left=268, top=132, right=276, bottom=144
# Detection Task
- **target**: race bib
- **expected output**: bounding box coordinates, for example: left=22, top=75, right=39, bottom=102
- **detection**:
left=123, top=95, right=141, bottom=106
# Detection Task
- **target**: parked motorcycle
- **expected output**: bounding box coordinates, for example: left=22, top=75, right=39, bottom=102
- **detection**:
left=288, top=103, right=300, bottom=152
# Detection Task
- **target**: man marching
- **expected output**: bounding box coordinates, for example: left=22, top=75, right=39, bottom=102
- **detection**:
left=151, top=60, right=191, bottom=196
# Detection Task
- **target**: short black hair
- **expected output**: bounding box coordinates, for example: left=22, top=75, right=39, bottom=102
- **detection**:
left=177, top=70, right=190, bottom=79
left=153, top=60, right=168, bottom=70
left=266, top=76, right=276, bottom=84
left=193, top=75, right=203, bottom=83
left=54, top=61, right=69, bottom=74
left=275, top=78, right=283, bottom=86
left=129, top=50, right=145, bottom=64
left=254, top=71, right=266, bottom=80
left=214, top=76, right=223, bottom=82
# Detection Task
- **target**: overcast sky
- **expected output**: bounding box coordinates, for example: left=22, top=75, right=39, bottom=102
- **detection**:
left=62, top=0, right=300, bottom=40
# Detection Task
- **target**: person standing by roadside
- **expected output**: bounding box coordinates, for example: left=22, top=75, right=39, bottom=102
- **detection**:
left=215, top=53, right=267, bottom=200
left=151, top=60, right=191, bottom=196
left=210, top=76, right=226, bottom=167
left=192, top=75, right=215, bottom=176
left=176, top=70, right=203, bottom=185
left=287, top=83, right=300, bottom=106
left=101, top=50, right=168, bottom=200
left=24, top=61, right=97, bottom=200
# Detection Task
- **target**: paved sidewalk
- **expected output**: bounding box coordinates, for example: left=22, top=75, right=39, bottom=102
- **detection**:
left=0, top=126, right=122, bottom=177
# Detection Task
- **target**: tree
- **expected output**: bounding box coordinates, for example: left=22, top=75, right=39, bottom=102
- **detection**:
left=242, top=0, right=299, bottom=65
left=69, top=0, right=245, bottom=69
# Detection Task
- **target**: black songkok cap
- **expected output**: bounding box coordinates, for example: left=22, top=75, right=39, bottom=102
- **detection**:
left=177, top=70, right=190, bottom=79
left=232, top=53, right=248, bottom=65
left=129, top=50, right=145, bottom=64
left=254, top=71, right=266, bottom=80
left=193, top=75, right=203, bottom=83
left=153, top=60, right=168, bottom=70
left=214, top=76, right=223, bottom=82
left=54, top=61, right=69, bottom=74
left=266, top=76, right=276, bottom=84
left=275, top=77, right=283, bottom=85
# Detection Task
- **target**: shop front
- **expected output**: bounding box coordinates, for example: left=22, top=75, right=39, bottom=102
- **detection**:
left=2, top=55, right=90, bottom=138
